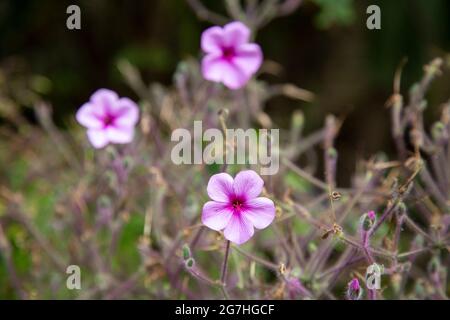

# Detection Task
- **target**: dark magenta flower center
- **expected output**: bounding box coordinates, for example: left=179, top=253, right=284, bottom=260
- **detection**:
left=232, top=198, right=244, bottom=211
left=102, top=113, right=116, bottom=127
left=222, top=46, right=236, bottom=61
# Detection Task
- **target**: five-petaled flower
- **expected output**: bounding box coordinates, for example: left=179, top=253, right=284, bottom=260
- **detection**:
left=202, top=170, right=275, bottom=245
left=201, top=21, right=263, bottom=90
left=76, top=89, right=139, bottom=148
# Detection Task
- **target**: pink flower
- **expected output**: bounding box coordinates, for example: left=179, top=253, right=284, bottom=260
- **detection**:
left=201, top=21, right=263, bottom=90
left=202, top=170, right=275, bottom=245
left=76, top=89, right=139, bottom=148
left=367, top=210, right=376, bottom=220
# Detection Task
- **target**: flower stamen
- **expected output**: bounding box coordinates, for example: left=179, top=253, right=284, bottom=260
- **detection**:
left=102, top=113, right=116, bottom=127
left=232, top=199, right=243, bottom=211
left=222, top=46, right=235, bottom=61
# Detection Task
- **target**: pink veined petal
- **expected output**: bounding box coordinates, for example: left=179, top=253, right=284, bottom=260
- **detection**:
left=201, top=26, right=224, bottom=53
left=201, top=53, right=226, bottom=82
left=113, top=98, right=140, bottom=127
left=87, top=128, right=109, bottom=149
left=233, top=170, right=264, bottom=200
left=106, top=126, right=135, bottom=144
left=223, top=21, right=251, bottom=47
left=242, top=197, right=275, bottom=229
left=207, top=172, right=234, bottom=202
left=202, top=54, right=250, bottom=89
left=223, top=213, right=254, bottom=245
left=90, top=88, right=119, bottom=113
left=202, top=201, right=234, bottom=231
left=76, top=102, right=103, bottom=129
left=234, top=43, right=263, bottom=77
left=221, top=62, right=250, bottom=89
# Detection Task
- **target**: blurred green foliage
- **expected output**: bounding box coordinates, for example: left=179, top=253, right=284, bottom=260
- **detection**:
left=312, top=0, right=355, bottom=29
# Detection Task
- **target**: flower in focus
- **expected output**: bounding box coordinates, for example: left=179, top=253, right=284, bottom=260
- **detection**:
left=346, top=278, right=363, bottom=300
left=76, top=89, right=139, bottom=148
left=201, top=21, right=263, bottom=90
left=202, top=170, right=275, bottom=245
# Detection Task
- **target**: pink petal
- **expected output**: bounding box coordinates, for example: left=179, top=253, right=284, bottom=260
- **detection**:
left=201, top=53, right=226, bottom=82
left=76, top=102, right=103, bottom=129
left=223, top=213, right=254, bottom=245
left=201, top=26, right=224, bottom=53
left=113, top=98, right=139, bottom=127
left=242, top=197, right=275, bottom=229
left=207, top=173, right=234, bottom=202
left=202, top=54, right=250, bottom=89
left=223, top=21, right=250, bottom=47
left=90, top=88, right=119, bottom=113
left=87, top=128, right=109, bottom=148
left=202, top=201, right=234, bottom=231
left=234, top=43, right=263, bottom=77
left=233, top=170, right=264, bottom=200
left=106, top=126, right=134, bottom=144
left=221, top=62, right=249, bottom=89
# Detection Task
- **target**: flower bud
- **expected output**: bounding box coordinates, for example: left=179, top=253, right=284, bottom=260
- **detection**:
left=123, top=156, right=134, bottom=170
left=414, top=280, right=426, bottom=298
left=410, top=128, right=423, bottom=148
left=98, top=195, right=111, bottom=208
left=428, top=257, right=441, bottom=275
left=409, top=83, right=419, bottom=97
left=106, top=170, right=117, bottom=188
left=327, top=147, right=338, bottom=160
left=308, top=242, right=317, bottom=253
left=174, top=61, right=189, bottom=83
left=418, top=100, right=427, bottom=112
left=346, top=278, right=363, bottom=300
left=106, top=145, right=118, bottom=160
left=292, top=110, right=304, bottom=130
left=397, top=201, right=407, bottom=215
left=96, top=195, right=113, bottom=226
left=413, top=234, right=424, bottom=248
left=360, top=210, right=376, bottom=231
left=185, top=257, right=195, bottom=269
left=432, top=121, right=447, bottom=142
left=182, top=244, right=191, bottom=260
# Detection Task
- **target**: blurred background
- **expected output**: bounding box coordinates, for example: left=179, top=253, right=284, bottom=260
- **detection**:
left=1, top=0, right=450, bottom=178
left=1, top=0, right=450, bottom=184
left=0, top=0, right=449, bottom=300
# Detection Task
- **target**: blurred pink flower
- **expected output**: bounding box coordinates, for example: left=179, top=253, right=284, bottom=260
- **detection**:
left=202, top=170, right=275, bottom=245
left=367, top=210, right=376, bottom=220
left=201, top=21, right=263, bottom=90
left=76, top=89, right=139, bottom=148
